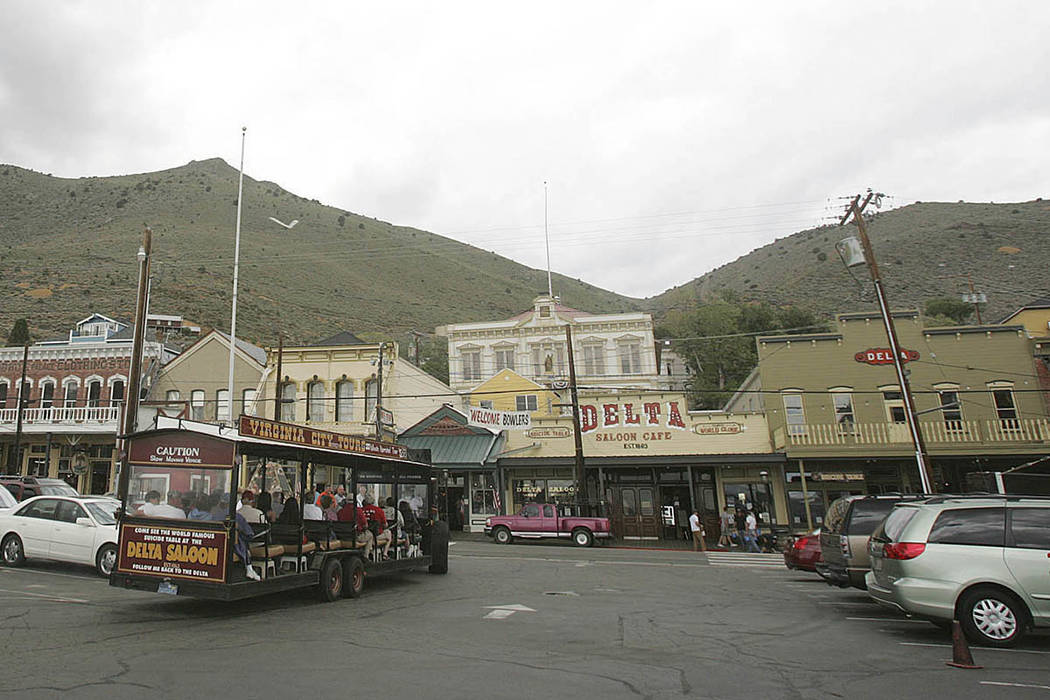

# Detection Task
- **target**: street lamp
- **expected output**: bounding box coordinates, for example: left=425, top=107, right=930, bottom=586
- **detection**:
left=837, top=191, right=934, bottom=494
left=226, top=127, right=247, bottom=427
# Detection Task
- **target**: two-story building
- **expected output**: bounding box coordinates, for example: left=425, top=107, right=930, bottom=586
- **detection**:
left=255, top=331, right=460, bottom=440
left=0, top=313, right=177, bottom=493
left=739, top=310, right=1050, bottom=528
left=440, top=295, right=665, bottom=393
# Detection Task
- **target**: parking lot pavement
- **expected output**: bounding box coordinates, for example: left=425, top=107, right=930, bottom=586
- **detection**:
left=2, top=541, right=1049, bottom=699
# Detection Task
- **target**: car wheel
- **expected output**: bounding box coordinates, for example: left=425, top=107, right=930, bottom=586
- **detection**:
left=1, top=534, right=25, bottom=567
left=342, top=556, right=365, bottom=599
left=959, top=586, right=1027, bottom=648
left=572, top=528, right=593, bottom=547
left=493, top=526, right=512, bottom=545
left=318, top=557, right=343, bottom=602
left=95, top=543, right=117, bottom=577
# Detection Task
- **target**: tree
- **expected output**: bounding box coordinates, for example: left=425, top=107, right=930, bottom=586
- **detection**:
left=663, top=301, right=823, bottom=410
left=6, top=318, right=30, bottom=346
left=924, top=297, right=973, bottom=325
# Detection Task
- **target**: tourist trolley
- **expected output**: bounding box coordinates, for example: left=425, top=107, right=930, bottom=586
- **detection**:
left=110, top=415, right=448, bottom=601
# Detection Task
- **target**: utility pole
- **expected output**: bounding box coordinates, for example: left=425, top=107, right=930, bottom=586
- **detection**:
left=273, top=333, right=284, bottom=421
left=965, top=274, right=984, bottom=324
left=10, top=343, right=29, bottom=473
left=374, top=342, right=385, bottom=439
left=410, top=331, right=424, bottom=366
left=118, top=227, right=152, bottom=501
left=564, top=325, right=586, bottom=510
left=839, top=193, right=934, bottom=494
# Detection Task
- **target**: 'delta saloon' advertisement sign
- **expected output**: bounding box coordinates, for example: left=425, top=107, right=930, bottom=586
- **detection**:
left=116, top=524, right=228, bottom=582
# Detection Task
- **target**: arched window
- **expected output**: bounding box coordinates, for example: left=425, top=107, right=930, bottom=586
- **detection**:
left=0, top=381, right=8, bottom=409
left=364, top=378, right=378, bottom=422
left=86, top=379, right=102, bottom=408
left=280, top=382, right=296, bottom=422
left=242, top=388, right=257, bottom=416
left=39, top=381, right=55, bottom=410
left=190, top=390, right=205, bottom=421
left=335, top=380, right=354, bottom=422
left=216, top=389, right=230, bottom=422
left=307, top=381, right=325, bottom=422
left=63, top=379, right=79, bottom=408
left=110, top=379, right=125, bottom=408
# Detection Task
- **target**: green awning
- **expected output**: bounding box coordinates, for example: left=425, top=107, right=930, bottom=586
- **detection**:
left=400, top=433, right=504, bottom=470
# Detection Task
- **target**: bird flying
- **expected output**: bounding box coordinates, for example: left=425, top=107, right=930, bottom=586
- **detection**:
left=268, top=217, right=299, bottom=229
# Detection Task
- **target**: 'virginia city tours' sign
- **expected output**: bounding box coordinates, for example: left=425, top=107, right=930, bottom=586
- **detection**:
left=116, top=524, right=228, bottom=583
left=854, top=348, right=920, bottom=365
left=468, top=407, right=532, bottom=431
left=239, top=416, right=410, bottom=460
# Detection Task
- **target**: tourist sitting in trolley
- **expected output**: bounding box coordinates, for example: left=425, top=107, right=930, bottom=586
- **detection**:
left=303, top=497, right=324, bottom=520
left=362, top=494, right=392, bottom=560
left=137, top=490, right=186, bottom=519
left=337, top=499, right=374, bottom=558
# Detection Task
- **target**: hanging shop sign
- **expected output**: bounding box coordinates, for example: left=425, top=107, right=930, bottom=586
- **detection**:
left=854, top=348, right=920, bottom=365
left=693, top=422, right=743, bottom=436
left=467, top=407, right=533, bottom=431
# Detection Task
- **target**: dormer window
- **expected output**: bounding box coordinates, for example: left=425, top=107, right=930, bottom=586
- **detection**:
left=539, top=306, right=551, bottom=318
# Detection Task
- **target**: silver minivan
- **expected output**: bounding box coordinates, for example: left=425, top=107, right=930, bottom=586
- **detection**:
left=866, top=496, right=1050, bottom=647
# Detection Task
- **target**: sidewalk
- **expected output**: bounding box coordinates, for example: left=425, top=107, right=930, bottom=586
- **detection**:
left=450, top=530, right=743, bottom=552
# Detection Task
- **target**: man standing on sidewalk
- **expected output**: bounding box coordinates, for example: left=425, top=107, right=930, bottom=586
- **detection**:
left=689, top=509, right=706, bottom=552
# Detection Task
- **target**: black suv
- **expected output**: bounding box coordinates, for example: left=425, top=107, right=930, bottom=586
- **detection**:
left=0, top=476, right=79, bottom=501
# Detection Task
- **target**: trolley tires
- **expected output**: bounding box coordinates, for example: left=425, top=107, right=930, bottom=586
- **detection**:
left=318, top=557, right=344, bottom=602
left=342, top=556, right=365, bottom=599
left=429, top=520, right=449, bottom=574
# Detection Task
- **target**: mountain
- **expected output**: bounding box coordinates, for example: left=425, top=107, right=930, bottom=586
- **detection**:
left=0, top=159, right=637, bottom=346
left=647, top=199, right=1050, bottom=324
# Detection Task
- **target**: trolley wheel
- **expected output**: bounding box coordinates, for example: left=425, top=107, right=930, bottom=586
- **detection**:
left=429, top=520, right=449, bottom=574
left=342, top=556, right=365, bottom=598
left=318, top=557, right=344, bottom=602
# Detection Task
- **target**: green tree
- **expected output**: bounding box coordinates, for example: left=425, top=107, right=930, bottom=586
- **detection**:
left=924, top=297, right=973, bottom=325
left=6, top=318, right=30, bottom=346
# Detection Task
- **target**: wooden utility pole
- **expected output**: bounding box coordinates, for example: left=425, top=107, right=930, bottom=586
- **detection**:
left=966, top=275, right=984, bottom=324
left=840, top=194, right=934, bottom=493
left=410, top=331, right=425, bottom=366
left=118, top=227, right=152, bottom=500
left=564, top=325, right=586, bottom=509
left=273, top=333, right=284, bottom=421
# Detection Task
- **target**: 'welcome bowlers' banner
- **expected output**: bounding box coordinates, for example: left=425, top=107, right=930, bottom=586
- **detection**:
left=468, top=407, right=532, bottom=431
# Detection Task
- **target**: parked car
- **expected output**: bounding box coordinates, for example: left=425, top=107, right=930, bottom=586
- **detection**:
left=867, top=496, right=1050, bottom=648
left=485, top=503, right=612, bottom=547
left=0, top=495, right=119, bottom=576
left=0, top=485, right=17, bottom=511
left=0, top=476, right=79, bottom=501
left=818, top=494, right=923, bottom=589
left=784, top=528, right=822, bottom=572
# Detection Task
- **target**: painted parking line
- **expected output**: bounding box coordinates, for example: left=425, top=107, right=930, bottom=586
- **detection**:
left=980, top=681, right=1050, bottom=690
left=901, top=642, right=1050, bottom=656
left=0, top=587, right=89, bottom=604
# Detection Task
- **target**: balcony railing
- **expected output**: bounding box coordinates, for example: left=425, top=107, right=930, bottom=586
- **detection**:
left=774, top=419, right=1050, bottom=450
left=0, top=406, right=121, bottom=425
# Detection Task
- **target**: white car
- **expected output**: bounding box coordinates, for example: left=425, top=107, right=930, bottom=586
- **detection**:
left=0, top=486, right=17, bottom=512
left=0, top=496, right=119, bottom=577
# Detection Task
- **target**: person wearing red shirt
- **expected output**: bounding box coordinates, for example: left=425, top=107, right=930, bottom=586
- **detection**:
left=337, top=501, right=374, bottom=559
left=362, top=495, right=392, bottom=560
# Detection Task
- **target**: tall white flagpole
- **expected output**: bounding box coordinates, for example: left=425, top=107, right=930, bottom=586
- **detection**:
left=227, top=126, right=246, bottom=425
left=544, top=180, right=553, bottom=297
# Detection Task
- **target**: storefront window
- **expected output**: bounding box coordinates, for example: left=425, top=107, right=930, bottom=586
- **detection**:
left=723, top=481, right=777, bottom=527
left=470, top=472, right=496, bottom=515
left=512, top=478, right=575, bottom=511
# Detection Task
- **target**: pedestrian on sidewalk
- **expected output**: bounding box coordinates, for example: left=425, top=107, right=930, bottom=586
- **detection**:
left=718, top=506, right=735, bottom=549
left=745, top=511, right=761, bottom=553
left=689, top=509, right=706, bottom=552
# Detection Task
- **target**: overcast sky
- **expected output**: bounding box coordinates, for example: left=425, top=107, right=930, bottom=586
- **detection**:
left=2, top=1, right=1048, bottom=299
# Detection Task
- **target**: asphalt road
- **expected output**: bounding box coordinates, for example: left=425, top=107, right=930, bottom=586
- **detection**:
left=1, top=541, right=1049, bottom=699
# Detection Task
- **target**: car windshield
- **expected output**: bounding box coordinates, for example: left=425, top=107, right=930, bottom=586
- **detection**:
left=85, top=500, right=118, bottom=526
left=39, top=483, right=79, bottom=497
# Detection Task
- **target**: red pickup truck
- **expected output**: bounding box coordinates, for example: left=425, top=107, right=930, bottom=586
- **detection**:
left=484, top=503, right=612, bottom=547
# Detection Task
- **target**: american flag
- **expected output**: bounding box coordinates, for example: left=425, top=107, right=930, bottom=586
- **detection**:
left=493, top=489, right=502, bottom=514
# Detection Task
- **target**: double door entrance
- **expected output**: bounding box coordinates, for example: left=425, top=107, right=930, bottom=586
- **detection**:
left=606, top=472, right=718, bottom=540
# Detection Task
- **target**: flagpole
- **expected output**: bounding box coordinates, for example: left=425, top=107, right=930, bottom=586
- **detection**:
left=227, top=126, right=246, bottom=425
left=544, top=180, right=553, bottom=297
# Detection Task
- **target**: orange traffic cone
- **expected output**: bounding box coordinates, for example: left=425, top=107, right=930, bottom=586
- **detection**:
left=945, top=620, right=982, bottom=669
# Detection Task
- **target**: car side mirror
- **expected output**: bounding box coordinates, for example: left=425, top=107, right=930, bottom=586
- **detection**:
left=75, top=517, right=95, bottom=528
